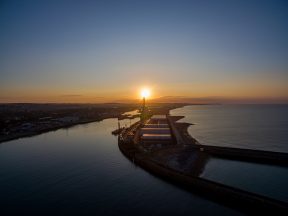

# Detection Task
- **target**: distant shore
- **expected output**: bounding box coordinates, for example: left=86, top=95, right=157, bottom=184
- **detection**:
left=0, top=117, right=105, bottom=143
left=0, top=103, right=186, bottom=144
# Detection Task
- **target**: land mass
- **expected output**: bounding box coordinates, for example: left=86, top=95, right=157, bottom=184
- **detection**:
left=0, top=103, right=187, bottom=143
left=118, top=112, right=288, bottom=215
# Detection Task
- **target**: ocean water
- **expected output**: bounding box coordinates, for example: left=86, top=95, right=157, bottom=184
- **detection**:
left=0, top=117, right=240, bottom=216
left=200, top=158, right=288, bottom=202
left=171, top=105, right=288, bottom=202
left=170, top=105, right=288, bottom=152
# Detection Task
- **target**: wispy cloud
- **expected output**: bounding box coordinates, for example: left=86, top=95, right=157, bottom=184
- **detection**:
left=59, top=94, right=83, bottom=98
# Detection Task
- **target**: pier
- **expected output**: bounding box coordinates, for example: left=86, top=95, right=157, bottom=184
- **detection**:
left=118, top=113, right=288, bottom=214
left=168, top=115, right=288, bottom=166
left=188, top=144, right=288, bottom=165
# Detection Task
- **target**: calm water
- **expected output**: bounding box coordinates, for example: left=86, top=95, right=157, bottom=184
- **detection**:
left=171, top=105, right=288, bottom=152
left=201, top=158, right=288, bottom=202
left=0, top=117, right=240, bottom=216
left=171, top=105, right=288, bottom=202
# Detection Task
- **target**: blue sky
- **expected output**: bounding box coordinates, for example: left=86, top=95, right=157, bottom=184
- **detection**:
left=1, top=0, right=288, bottom=102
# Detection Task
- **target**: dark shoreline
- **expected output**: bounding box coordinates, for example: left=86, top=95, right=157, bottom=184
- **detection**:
left=118, top=116, right=288, bottom=214
left=119, top=140, right=288, bottom=215
left=0, top=118, right=105, bottom=144
left=118, top=140, right=288, bottom=215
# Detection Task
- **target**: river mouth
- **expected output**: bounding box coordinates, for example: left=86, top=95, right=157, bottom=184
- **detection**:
left=2, top=104, right=287, bottom=215
left=0, top=118, right=241, bottom=216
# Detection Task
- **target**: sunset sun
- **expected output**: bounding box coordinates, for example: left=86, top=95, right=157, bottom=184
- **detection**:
left=140, top=88, right=151, bottom=98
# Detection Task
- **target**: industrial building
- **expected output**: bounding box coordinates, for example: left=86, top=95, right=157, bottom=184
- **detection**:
left=140, top=115, right=173, bottom=147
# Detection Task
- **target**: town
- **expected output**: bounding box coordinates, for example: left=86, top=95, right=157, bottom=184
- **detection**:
left=0, top=103, right=185, bottom=143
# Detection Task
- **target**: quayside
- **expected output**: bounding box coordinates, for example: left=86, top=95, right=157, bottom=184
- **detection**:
left=117, top=114, right=288, bottom=215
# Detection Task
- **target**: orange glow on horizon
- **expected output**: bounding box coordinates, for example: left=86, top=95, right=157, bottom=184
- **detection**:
left=1, top=80, right=288, bottom=103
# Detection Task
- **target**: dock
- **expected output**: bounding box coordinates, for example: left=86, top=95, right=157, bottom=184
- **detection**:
left=118, top=114, right=288, bottom=214
left=188, top=144, right=288, bottom=165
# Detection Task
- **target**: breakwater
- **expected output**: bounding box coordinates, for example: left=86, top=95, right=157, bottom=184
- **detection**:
left=118, top=115, right=288, bottom=214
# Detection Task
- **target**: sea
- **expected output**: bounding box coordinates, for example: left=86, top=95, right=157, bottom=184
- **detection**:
left=171, top=105, right=288, bottom=203
left=0, top=105, right=287, bottom=215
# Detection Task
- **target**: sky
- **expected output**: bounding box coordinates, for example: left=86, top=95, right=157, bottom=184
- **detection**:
left=1, top=0, right=288, bottom=103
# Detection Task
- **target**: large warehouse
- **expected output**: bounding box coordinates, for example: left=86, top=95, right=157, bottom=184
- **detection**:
left=140, top=115, right=173, bottom=146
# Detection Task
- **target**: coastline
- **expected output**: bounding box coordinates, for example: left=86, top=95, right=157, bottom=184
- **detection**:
left=0, top=118, right=104, bottom=144
left=0, top=103, right=188, bottom=144
left=118, top=113, right=288, bottom=214
left=119, top=140, right=287, bottom=214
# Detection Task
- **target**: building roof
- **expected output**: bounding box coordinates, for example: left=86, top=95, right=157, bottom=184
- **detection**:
left=151, top=115, right=166, bottom=120
left=140, top=128, right=170, bottom=135
left=141, top=134, right=172, bottom=140
left=144, top=124, right=169, bottom=128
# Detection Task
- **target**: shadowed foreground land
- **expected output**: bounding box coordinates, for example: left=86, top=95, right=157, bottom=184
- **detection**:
left=118, top=114, right=288, bottom=215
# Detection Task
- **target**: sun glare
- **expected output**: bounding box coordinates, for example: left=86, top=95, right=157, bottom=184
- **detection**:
left=141, top=88, right=150, bottom=98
